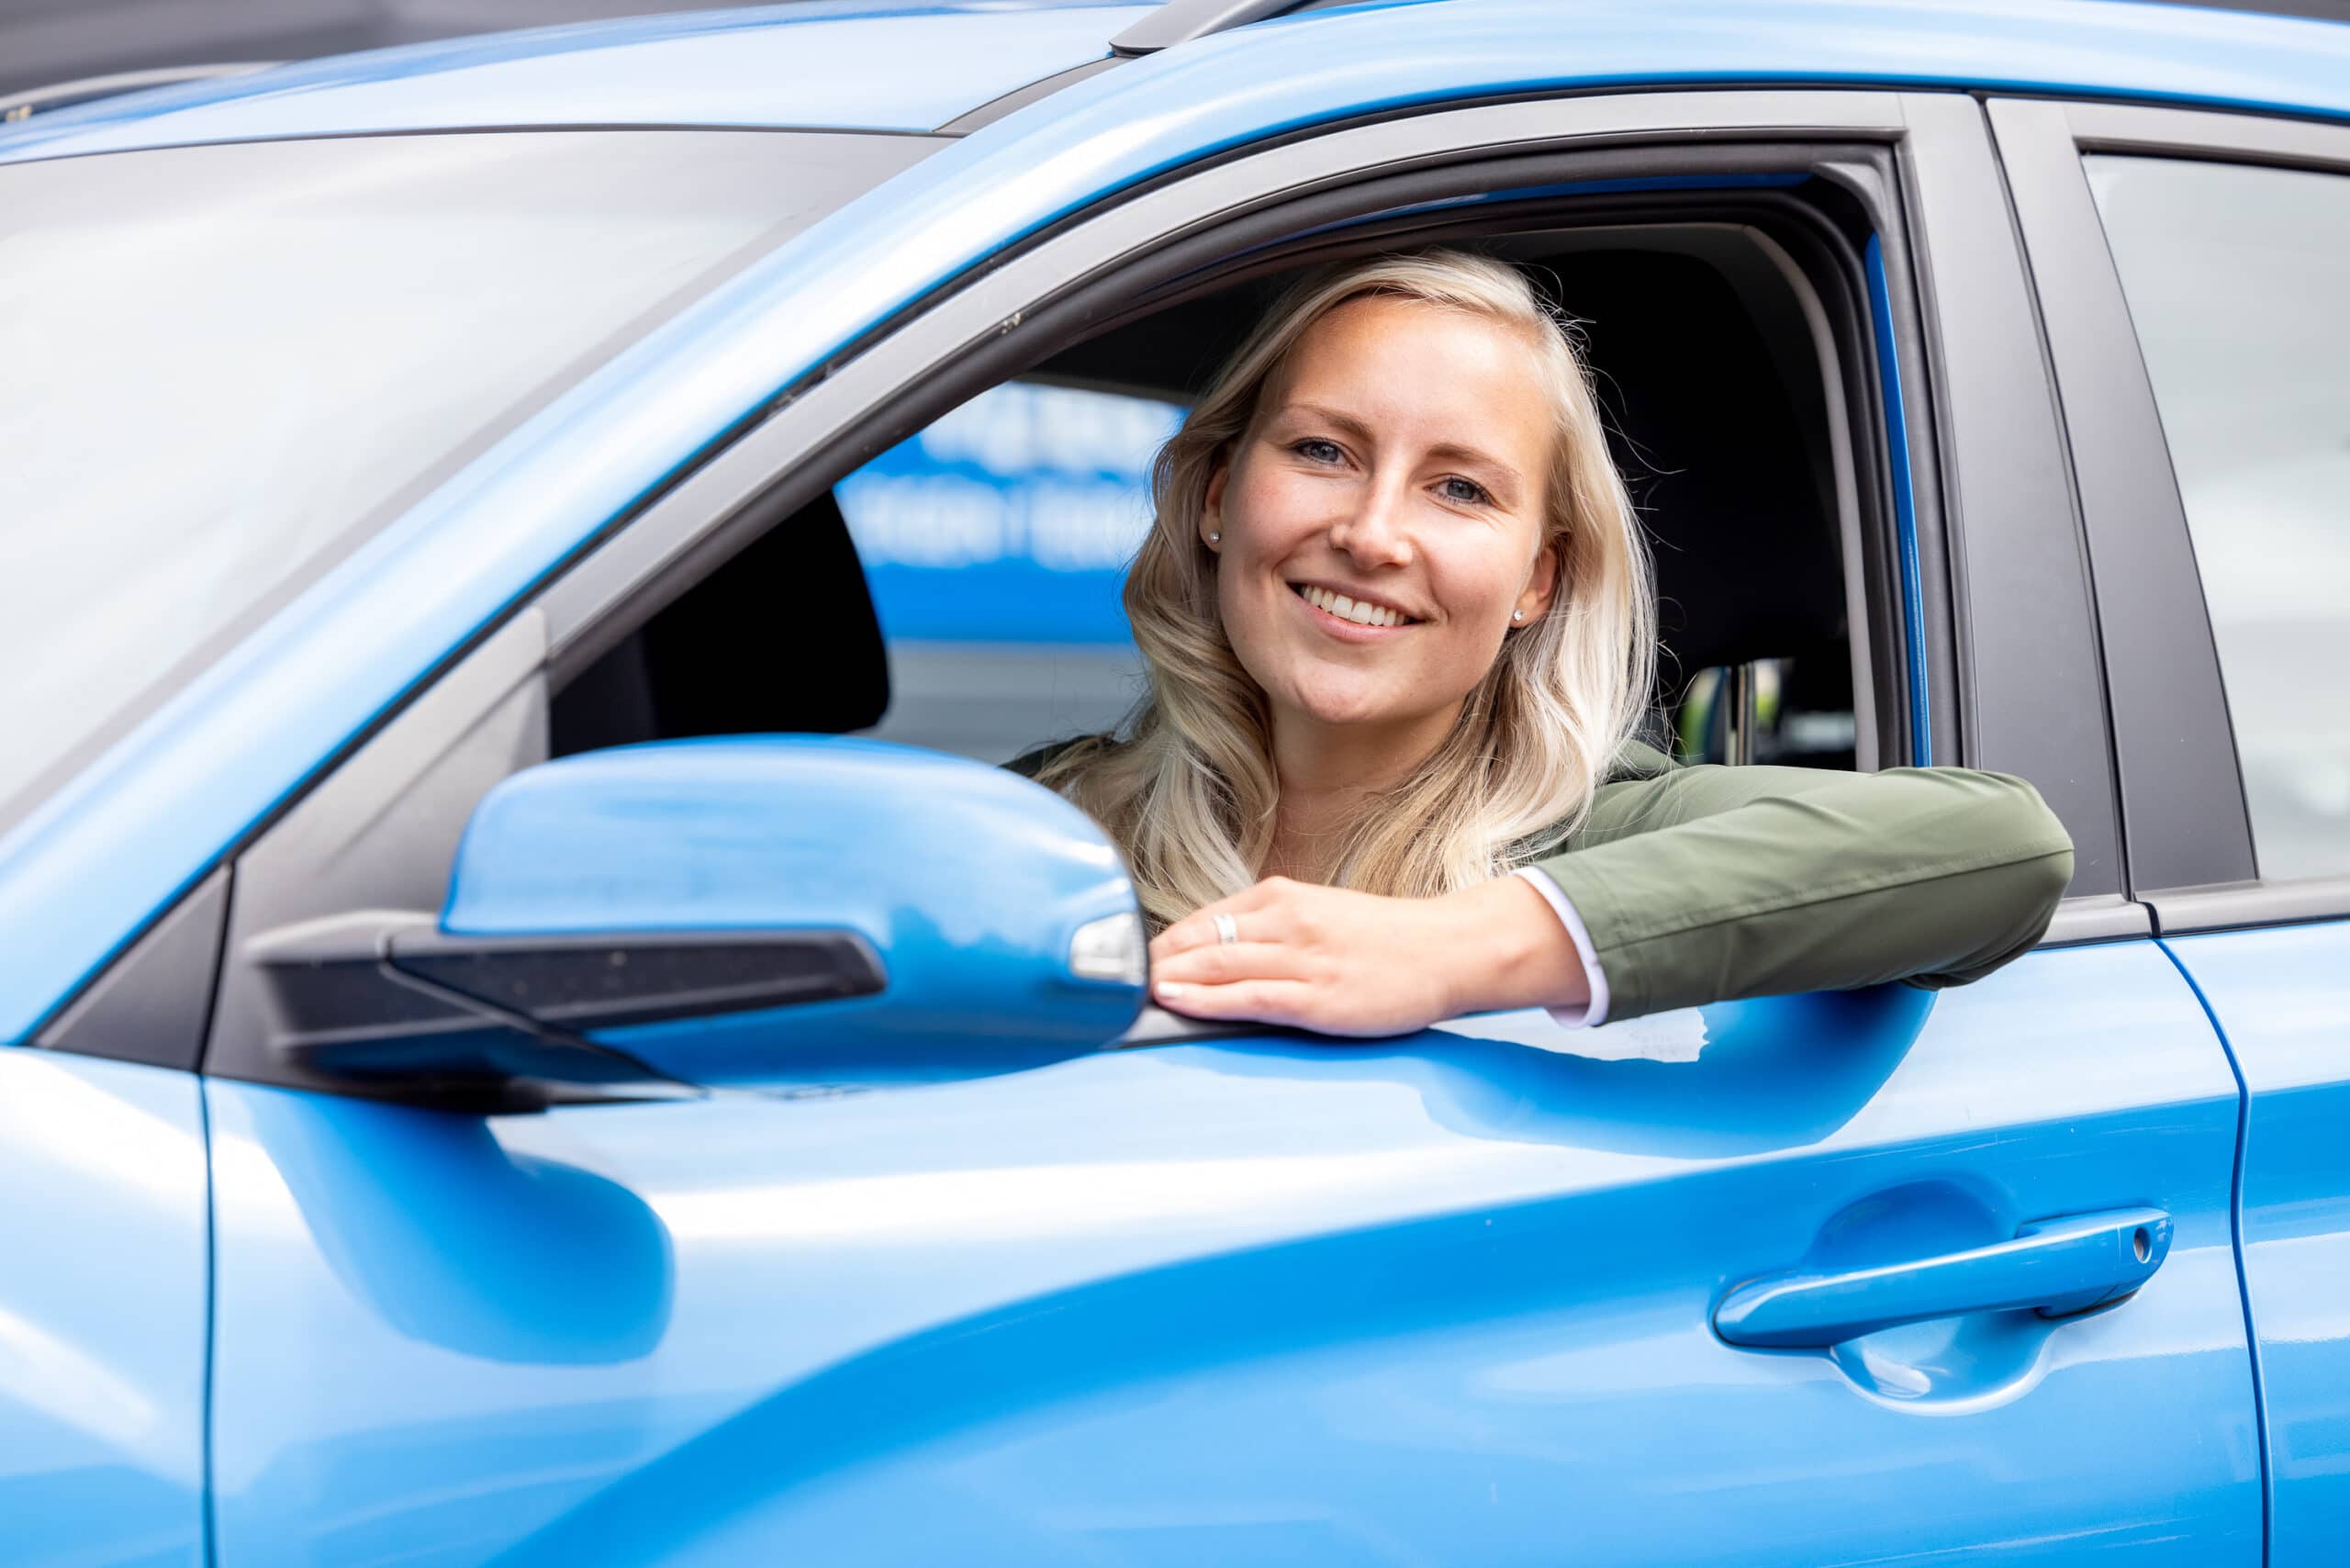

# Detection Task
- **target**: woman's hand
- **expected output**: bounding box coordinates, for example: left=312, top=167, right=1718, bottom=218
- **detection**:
left=1148, top=874, right=1589, bottom=1036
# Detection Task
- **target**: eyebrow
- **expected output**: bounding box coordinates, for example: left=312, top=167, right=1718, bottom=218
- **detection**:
left=1275, top=399, right=1528, bottom=503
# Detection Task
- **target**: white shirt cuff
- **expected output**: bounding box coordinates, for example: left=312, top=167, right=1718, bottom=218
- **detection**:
left=1511, top=866, right=1611, bottom=1029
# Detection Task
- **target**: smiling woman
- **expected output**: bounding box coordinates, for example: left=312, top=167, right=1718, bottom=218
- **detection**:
left=1023, top=249, right=2076, bottom=1036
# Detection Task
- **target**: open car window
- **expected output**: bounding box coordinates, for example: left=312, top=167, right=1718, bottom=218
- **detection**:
left=549, top=218, right=1891, bottom=793
left=845, top=240, right=1867, bottom=776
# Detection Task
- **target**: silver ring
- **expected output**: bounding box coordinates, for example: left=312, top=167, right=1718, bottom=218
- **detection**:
left=1212, top=912, right=1239, bottom=946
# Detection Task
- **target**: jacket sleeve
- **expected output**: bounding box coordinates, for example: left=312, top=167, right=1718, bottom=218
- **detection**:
left=1525, top=753, right=2075, bottom=1024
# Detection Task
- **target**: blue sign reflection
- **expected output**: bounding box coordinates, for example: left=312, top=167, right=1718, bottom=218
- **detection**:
left=837, top=383, right=1184, bottom=646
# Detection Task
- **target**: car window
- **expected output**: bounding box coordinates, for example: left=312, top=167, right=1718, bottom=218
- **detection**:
left=2086, top=155, right=2350, bottom=880
left=845, top=381, right=1182, bottom=762
left=0, top=128, right=924, bottom=825
left=840, top=313, right=1866, bottom=781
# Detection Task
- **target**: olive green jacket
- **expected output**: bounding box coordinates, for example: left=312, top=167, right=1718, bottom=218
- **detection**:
left=1014, top=739, right=2076, bottom=1025
left=1520, top=742, right=2072, bottom=1022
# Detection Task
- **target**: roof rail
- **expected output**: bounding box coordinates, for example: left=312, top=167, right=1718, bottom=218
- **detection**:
left=1109, top=0, right=1326, bottom=56
left=0, top=62, right=275, bottom=124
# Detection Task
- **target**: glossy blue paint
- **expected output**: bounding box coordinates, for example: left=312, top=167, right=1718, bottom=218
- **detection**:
left=0, top=1052, right=207, bottom=1566
left=13, top=0, right=2350, bottom=1044
left=1716, top=1204, right=2173, bottom=1347
left=0, top=1, right=1147, bottom=160
left=1866, top=234, right=1932, bottom=767
left=0, top=6, right=2311, bottom=1559
left=2162, top=920, right=2350, bottom=1568
left=2157, top=935, right=2277, bottom=1564
left=446, top=737, right=1145, bottom=1082
left=204, top=941, right=2260, bottom=1563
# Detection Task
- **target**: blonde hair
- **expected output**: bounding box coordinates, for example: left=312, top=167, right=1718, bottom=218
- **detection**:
left=1040, top=249, right=1656, bottom=927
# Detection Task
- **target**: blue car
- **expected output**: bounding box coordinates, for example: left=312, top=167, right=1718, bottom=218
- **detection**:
left=4, top=1, right=2347, bottom=1562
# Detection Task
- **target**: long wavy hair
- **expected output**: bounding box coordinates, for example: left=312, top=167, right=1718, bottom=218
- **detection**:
left=1040, top=249, right=1656, bottom=927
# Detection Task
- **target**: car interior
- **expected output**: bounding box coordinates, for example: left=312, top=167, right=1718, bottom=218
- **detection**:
left=550, top=181, right=1895, bottom=781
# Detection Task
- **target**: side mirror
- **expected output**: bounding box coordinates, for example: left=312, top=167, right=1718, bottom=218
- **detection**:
left=246, top=737, right=1147, bottom=1108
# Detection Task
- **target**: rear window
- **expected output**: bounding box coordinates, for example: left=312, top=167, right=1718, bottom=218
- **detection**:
left=2087, top=154, right=2350, bottom=880
left=0, top=128, right=927, bottom=823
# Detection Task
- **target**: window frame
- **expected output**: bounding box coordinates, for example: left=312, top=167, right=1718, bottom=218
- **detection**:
left=629, top=190, right=1899, bottom=775
left=1898, top=93, right=2132, bottom=924
left=1989, top=96, right=2350, bottom=934
left=164, top=87, right=2097, bottom=1090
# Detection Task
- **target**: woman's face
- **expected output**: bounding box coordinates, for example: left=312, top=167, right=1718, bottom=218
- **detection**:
left=1205, top=293, right=1561, bottom=744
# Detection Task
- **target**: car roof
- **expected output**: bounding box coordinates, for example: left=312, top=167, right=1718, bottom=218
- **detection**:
left=4, top=0, right=2344, bottom=106
left=3, top=0, right=2346, bottom=169
left=0, top=0, right=1158, bottom=160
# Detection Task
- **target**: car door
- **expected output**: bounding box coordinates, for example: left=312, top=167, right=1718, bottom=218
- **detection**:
left=181, top=76, right=2264, bottom=1566
left=1991, top=95, right=2350, bottom=1568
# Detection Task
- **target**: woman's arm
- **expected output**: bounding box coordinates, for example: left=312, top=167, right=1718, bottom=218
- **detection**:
left=1150, top=872, right=1591, bottom=1036
left=1531, top=760, right=2075, bottom=1023
left=1148, top=758, right=2073, bottom=1035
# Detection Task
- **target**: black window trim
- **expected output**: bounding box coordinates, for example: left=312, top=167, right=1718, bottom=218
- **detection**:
left=1989, top=95, right=2350, bottom=936
left=1899, top=92, right=2126, bottom=904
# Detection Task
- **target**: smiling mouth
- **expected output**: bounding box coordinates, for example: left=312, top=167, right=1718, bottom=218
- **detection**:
left=1292, top=582, right=1417, bottom=628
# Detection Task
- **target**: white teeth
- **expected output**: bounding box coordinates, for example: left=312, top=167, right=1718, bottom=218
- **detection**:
left=1300, top=584, right=1404, bottom=627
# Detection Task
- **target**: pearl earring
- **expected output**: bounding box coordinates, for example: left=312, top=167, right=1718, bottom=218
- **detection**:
left=1208, top=532, right=1220, bottom=544
left=1512, top=609, right=1526, bottom=622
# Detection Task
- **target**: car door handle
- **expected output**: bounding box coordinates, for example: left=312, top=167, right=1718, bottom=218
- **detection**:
left=1713, top=1206, right=2173, bottom=1350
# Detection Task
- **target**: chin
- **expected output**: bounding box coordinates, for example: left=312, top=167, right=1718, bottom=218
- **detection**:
left=1279, top=673, right=1416, bottom=728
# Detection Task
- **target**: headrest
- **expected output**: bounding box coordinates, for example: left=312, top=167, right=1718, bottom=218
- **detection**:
left=643, top=487, right=889, bottom=737
left=551, top=487, right=888, bottom=759
left=1561, top=252, right=1848, bottom=690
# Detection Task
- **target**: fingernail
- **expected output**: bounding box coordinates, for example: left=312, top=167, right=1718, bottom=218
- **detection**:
left=1156, top=980, right=1187, bottom=999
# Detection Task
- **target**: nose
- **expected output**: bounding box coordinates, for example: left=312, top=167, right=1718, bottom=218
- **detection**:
left=1326, top=470, right=1413, bottom=569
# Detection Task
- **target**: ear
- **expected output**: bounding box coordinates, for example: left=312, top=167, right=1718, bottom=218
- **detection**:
left=1201, top=456, right=1230, bottom=552
left=1516, top=537, right=1561, bottom=625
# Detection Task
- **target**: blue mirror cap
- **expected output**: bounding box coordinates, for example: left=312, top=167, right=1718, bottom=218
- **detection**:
left=442, top=737, right=1147, bottom=1081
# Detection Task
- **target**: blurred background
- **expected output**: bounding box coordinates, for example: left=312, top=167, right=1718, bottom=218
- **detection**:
left=1, top=0, right=756, bottom=99
left=14, top=0, right=2350, bottom=103
left=8, top=0, right=2350, bottom=101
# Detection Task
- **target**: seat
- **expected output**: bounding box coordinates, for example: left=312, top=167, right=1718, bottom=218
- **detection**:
left=551, top=488, right=889, bottom=755
left=1562, top=250, right=1847, bottom=697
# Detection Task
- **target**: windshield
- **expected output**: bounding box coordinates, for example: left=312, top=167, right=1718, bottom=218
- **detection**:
left=0, top=129, right=929, bottom=821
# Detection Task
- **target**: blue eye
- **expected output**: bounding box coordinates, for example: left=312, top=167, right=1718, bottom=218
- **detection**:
left=1439, top=476, right=1493, bottom=506
left=1293, top=439, right=1345, bottom=464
